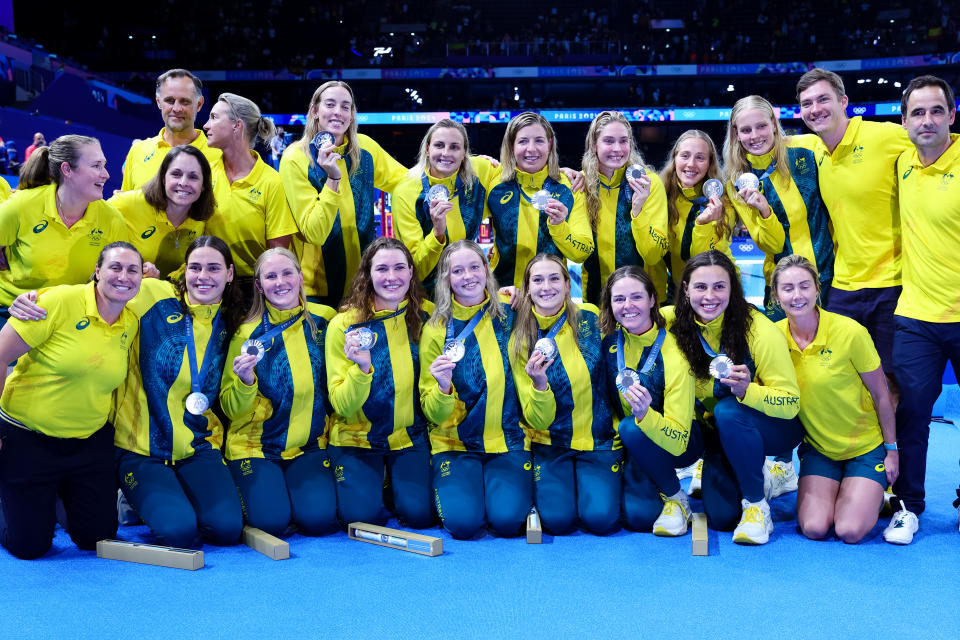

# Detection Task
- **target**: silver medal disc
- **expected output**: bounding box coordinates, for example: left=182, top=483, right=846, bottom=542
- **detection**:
left=627, top=163, right=647, bottom=180
left=709, top=355, right=735, bottom=380
left=185, top=392, right=210, bottom=416
left=428, top=184, right=450, bottom=202
left=616, top=368, right=641, bottom=394
left=443, top=340, right=465, bottom=362
left=532, top=189, right=551, bottom=211
left=703, top=178, right=724, bottom=199
left=534, top=337, right=557, bottom=360
left=354, top=327, right=376, bottom=351
left=242, top=339, right=265, bottom=362
left=313, top=131, right=335, bottom=148
left=736, top=172, right=760, bottom=192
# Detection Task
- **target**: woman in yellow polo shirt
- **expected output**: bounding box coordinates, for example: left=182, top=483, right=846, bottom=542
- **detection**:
left=772, top=254, right=898, bottom=543
left=391, top=119, right=497, bottom=296
left=279, top=81, right=408, bottom=307
left=0, top=241, right=142, bottom=559
left=325, top=237, right=433, bottom=529
left=579, top=111, right=668, bottom=304
left=109, top=145, right=216, bottom=278
left=420, top=240, right=532, bottom=539
left=220, top=248, right=338, bottom=537
left=0, top=135, right=127, bottom=324
left=203, top=93, right=299, bottom=294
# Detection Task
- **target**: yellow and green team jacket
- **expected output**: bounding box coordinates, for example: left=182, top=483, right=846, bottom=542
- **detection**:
left=220, top=301, right=336, bottom=460
left=113, top=279, right=231, bottom=461
left=663, top=306, right=800, bottom=422
left=279, top=134, right=408, bottom=305
left=896, top=134, right=960, bottom=323
left=121, top=129, right=222, bottom=192
left=108, top=189, right=205, bottom=278
left=777, top=308, right=883, bottom=460
left=419, top=295, right=527, bottom=454
left=581, top=167, right=669, bottom=304
left=510, top=304, right=618, bottom=451
left=0, top=282, right=137, bottom=439
left=0, top=177, right=11, bottom=202
left=727, top=145, right=834, bottom=303
left=792, top=118, right=912, bottom=291
left=392, top=157, right=498, bottom=294
left=325, top=300, right=434, bottom=450
left=655, top=184, right=736, bottom=303
left=486, top=166, right=594, bottom=288
left=205, top=152, right=300, bottom=278
left=602, top=324, right=695, bottom=457
left=0, top=184, right=128, bottom=306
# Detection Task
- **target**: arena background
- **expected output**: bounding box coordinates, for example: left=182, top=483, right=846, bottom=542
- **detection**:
left=0, top=2, right=958, bottom=637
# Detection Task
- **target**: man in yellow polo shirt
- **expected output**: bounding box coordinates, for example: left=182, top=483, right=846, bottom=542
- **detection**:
left=884, top=75, right=960, bottom=544
left=794, top=69, right=912, bottom=379
left=120, top=69, right=221, bottom=192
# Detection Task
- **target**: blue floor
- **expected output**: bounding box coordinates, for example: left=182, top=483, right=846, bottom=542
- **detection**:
left=2, top=421, right=958, bottom=639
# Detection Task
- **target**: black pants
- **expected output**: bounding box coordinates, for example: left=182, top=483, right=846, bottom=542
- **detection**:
left=0, top=421, right=117, bottom=559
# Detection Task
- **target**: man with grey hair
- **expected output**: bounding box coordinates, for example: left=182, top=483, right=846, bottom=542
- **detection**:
left=120, top=69, right=221, bottom=191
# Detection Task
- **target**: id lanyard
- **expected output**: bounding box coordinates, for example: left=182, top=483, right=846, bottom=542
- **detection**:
left=618, top=327, right=666, bottom=375
left=185, top=311, right=224, bottom=399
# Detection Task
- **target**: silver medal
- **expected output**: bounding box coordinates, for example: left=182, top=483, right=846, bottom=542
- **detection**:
left=533, top=337, right=557, bottom=360
left=703, top=178, right=724, bottom=199
left=313, top=131, right=335, bottom=148
left=354, top=327, right=376, bottom=351
left=185, top=392, right=210, bottom=416
left=242, top=339, right=265, bottom=362
left=709, top=355, right=735, bottom=380
left=735, top=172, right=760, bottom=192
left=532, top=189, right=551, bottom=211
left=616, top=368, right=641, bottom=394
left=627, top=163, right=647, bottom=180
left=428, top=184, right=450, bottom=202
left=443, top=340, right=465, bottom=362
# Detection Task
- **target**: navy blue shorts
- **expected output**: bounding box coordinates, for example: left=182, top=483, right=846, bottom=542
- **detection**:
left=798, top=442, right=886, bottom=486
left=826, top=285, right=900, bottom=373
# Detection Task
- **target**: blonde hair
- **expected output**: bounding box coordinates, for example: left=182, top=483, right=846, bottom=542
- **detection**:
left=581, top=111, right=646, bottom=231
left=511, top=253, right=580, bottom=361
left=429, top=240, right=505, bottom=327
left=659, top=130, right=731, bottom=240
left=722, top=95, right=789, bottom=184
left=297, top=81, right=361, bottom=178
left=246, top=248, right=319, bottom=340
left=771, top=253, right=821, bottom=305
left=498, top=112, right=561, bottom=183
left=217, top=93, right=275, bottom=149
left=407, top=119, right=476, bottom=187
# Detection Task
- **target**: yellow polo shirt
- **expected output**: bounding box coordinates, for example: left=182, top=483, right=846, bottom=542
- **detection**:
left=777, top=309, right=882, bottom=460
left=896, top=134, right=960, bottom=322
left=0, top=184, right=128, bottom=306
left=0, top=282, right=138, bottom=438
left=205, top=152, right=299, bottom=277
left=120, top=129, right=221, bottom=192
left=793, top=117, right=912, bottom=290
left=109, top=189, right=205, bottom=278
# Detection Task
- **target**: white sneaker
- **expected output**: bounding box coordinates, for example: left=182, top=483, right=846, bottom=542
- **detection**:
left=763, top=459, right=798, bottom=500
left=686, top=459, right=703, bottom=497
left=883, top=508, right=919, bottom=545
left=733, top=498, right=773, bottom=545
left=653, top=493, right=691, bottom=537
left=676, top=460, right=700, bottom=480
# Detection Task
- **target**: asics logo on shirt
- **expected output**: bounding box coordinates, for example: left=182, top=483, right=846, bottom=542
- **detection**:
left=141, top=226, right=157, bottom=239
left=144, top=151, right=156, bottom=162
left=76, top=319, right=90, bottom=330
left=33, top=220, right=49, bottom=233
left=902, top=167, right=914, bottom=181
left=166, top=313, right=183, bottom=323
left=499, top=192, right=514, bottom=204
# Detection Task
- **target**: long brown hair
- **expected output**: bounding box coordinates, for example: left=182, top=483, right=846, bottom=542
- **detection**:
left=581, top=111, right=646, bottom=231
left=660, top=130, right=731, bottom=239
left=175, top=235, right=246, bottom=337
left=297, top=81, right=361, bottom=178
left=339, top=236, right=426, bottom=343
left=142, top=145, right=216, bottom=222
left=511, top=253, right=580, bottom=361
left=498, top=112, right=561, bottom=183
left=598, top=265, right=666, bottom=336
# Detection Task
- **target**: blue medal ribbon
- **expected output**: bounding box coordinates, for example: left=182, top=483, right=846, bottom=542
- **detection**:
left=445, top=303, right=488, bottom=346
left=185, top=311, right=224, bottom=397
left=347, top=307, right=406, bottom=333
left=537, top=310, right=567, bottom=341
left=698, top=330, right=726, bottom=359
left=617, top=327, right=666, bottom=375
left=259, top=309, right=305, bottom=349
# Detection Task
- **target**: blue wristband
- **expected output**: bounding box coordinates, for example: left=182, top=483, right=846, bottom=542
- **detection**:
left=883, top=442, right=898, bottom=451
